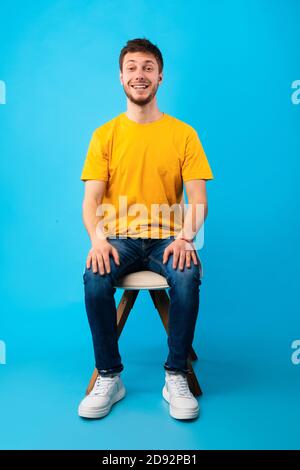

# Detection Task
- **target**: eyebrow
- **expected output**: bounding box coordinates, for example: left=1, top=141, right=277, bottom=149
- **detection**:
left=125, top=60, right=155, bottom=65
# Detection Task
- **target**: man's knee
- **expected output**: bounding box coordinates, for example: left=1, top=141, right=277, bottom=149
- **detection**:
left=83, top=266, right=115, bottom=297
left=165, top=261, right=201, bottom=288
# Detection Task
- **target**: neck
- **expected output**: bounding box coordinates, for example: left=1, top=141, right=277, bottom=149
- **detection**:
left=125, top=98, right=163, bottom=124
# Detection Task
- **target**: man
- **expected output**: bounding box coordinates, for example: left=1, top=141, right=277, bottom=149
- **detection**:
left=78, top=38, right=214, bottom=420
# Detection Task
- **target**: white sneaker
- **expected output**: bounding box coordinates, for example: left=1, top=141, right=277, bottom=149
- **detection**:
left=78, top=374, right=126, bottom=419
left=162, top=371, right=199, bottom=420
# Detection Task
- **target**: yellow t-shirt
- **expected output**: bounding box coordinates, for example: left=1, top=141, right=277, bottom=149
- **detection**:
left=80, top=112, right=214, bottom=238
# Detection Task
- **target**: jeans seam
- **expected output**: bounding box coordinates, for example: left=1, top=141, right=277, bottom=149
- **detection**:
left=115, top=256, right=142, bottom=278
left=148, top=255, right=170, bottom=280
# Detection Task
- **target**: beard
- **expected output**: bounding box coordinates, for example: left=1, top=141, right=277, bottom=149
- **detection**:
left=123, top=82, right=159, bottom=106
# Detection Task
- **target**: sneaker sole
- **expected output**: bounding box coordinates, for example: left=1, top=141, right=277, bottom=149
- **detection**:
left=162, top=386, right=199, bottom=420
left=78, top=386, right=126, bottom=419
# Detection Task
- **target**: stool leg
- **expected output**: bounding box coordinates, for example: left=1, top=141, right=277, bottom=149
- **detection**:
left=149, top=290, right=203, bottom=397
left=116, top=290, right=139, bottom=337
left=189, top=348, right=198, bottom=362
left=86, top=368, right=98, bottom=395
left=85, top=289, right=139, bottom=395
left=187, top=359, right=203, bottom=397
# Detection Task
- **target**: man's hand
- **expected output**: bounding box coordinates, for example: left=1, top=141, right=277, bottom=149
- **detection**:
left=162, top=239, right=199, bottom=270
left=86, top=238, right=120, bottom=275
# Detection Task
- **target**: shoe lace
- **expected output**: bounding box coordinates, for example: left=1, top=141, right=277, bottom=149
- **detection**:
left=167, top=374, right=193, bottom=397
left=91, top=375, right=117, bottom=396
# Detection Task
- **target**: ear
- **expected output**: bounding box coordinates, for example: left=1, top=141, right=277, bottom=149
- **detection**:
left=158, top=72, right=163, bottom=85
left=120, top=71, right=123, bottom=86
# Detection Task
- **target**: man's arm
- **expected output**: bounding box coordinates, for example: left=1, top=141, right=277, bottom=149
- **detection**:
left=179, top=179, right=208, bottom=241
left=163, top=179, right=208, bottom=270
left=82, top=180, right=107, bottom=243
left=82, top=180, right=120, bottom=274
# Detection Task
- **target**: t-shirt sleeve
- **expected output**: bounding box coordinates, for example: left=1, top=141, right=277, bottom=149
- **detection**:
left=181, top=128, right=214, bottom=182
left=80, top=130, right=109, bottom=182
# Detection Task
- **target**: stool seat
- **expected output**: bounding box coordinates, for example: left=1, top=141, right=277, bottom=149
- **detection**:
left=115, top=270, right=169, bottom=290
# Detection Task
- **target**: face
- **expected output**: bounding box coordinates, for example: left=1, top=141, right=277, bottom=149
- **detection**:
left=120, top=52, right=163, bottom=106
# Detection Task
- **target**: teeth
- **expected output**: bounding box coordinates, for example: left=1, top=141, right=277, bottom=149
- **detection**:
left=132, top=85, right=147, bottom=89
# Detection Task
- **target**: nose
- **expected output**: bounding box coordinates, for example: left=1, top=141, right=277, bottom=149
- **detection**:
left=135, top=75, right=146, bottom=82
left=134, top=69, right=147, bottom=81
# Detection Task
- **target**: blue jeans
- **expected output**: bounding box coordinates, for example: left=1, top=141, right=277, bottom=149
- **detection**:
left=83, top=236, right=202, bottom=377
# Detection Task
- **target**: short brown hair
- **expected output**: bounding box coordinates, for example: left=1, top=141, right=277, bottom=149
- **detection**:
left=119, top=38, right=164, bottom=73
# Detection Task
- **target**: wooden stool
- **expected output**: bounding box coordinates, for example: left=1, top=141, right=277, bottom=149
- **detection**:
left=86, top=270, right=203, bottom=397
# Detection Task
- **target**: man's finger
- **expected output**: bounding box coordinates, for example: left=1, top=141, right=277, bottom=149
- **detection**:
left=97, top=255, right=105, bottom=275
left=172, top=250, right=180, bottom=269
left=102, top=252, right=111, bottom=274
left=111, top=247, right=120, bottom=265
left=163, top=247, right=171, bottom=264
left=191, top=251, right=198, bottom=266
left=179, top=250, right=186, bottom=270
left=186, top=251, right=191, bottom=268
left=86, top=254, right=92, bottom=269
left=92, top=256, right=98, bottom=273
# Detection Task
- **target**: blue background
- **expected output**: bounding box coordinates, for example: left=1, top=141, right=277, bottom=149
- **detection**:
left=0, top=0, right=300, bottom=450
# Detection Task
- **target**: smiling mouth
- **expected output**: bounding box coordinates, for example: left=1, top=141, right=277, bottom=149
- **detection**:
left=131, top=84, right=149, bottom=90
